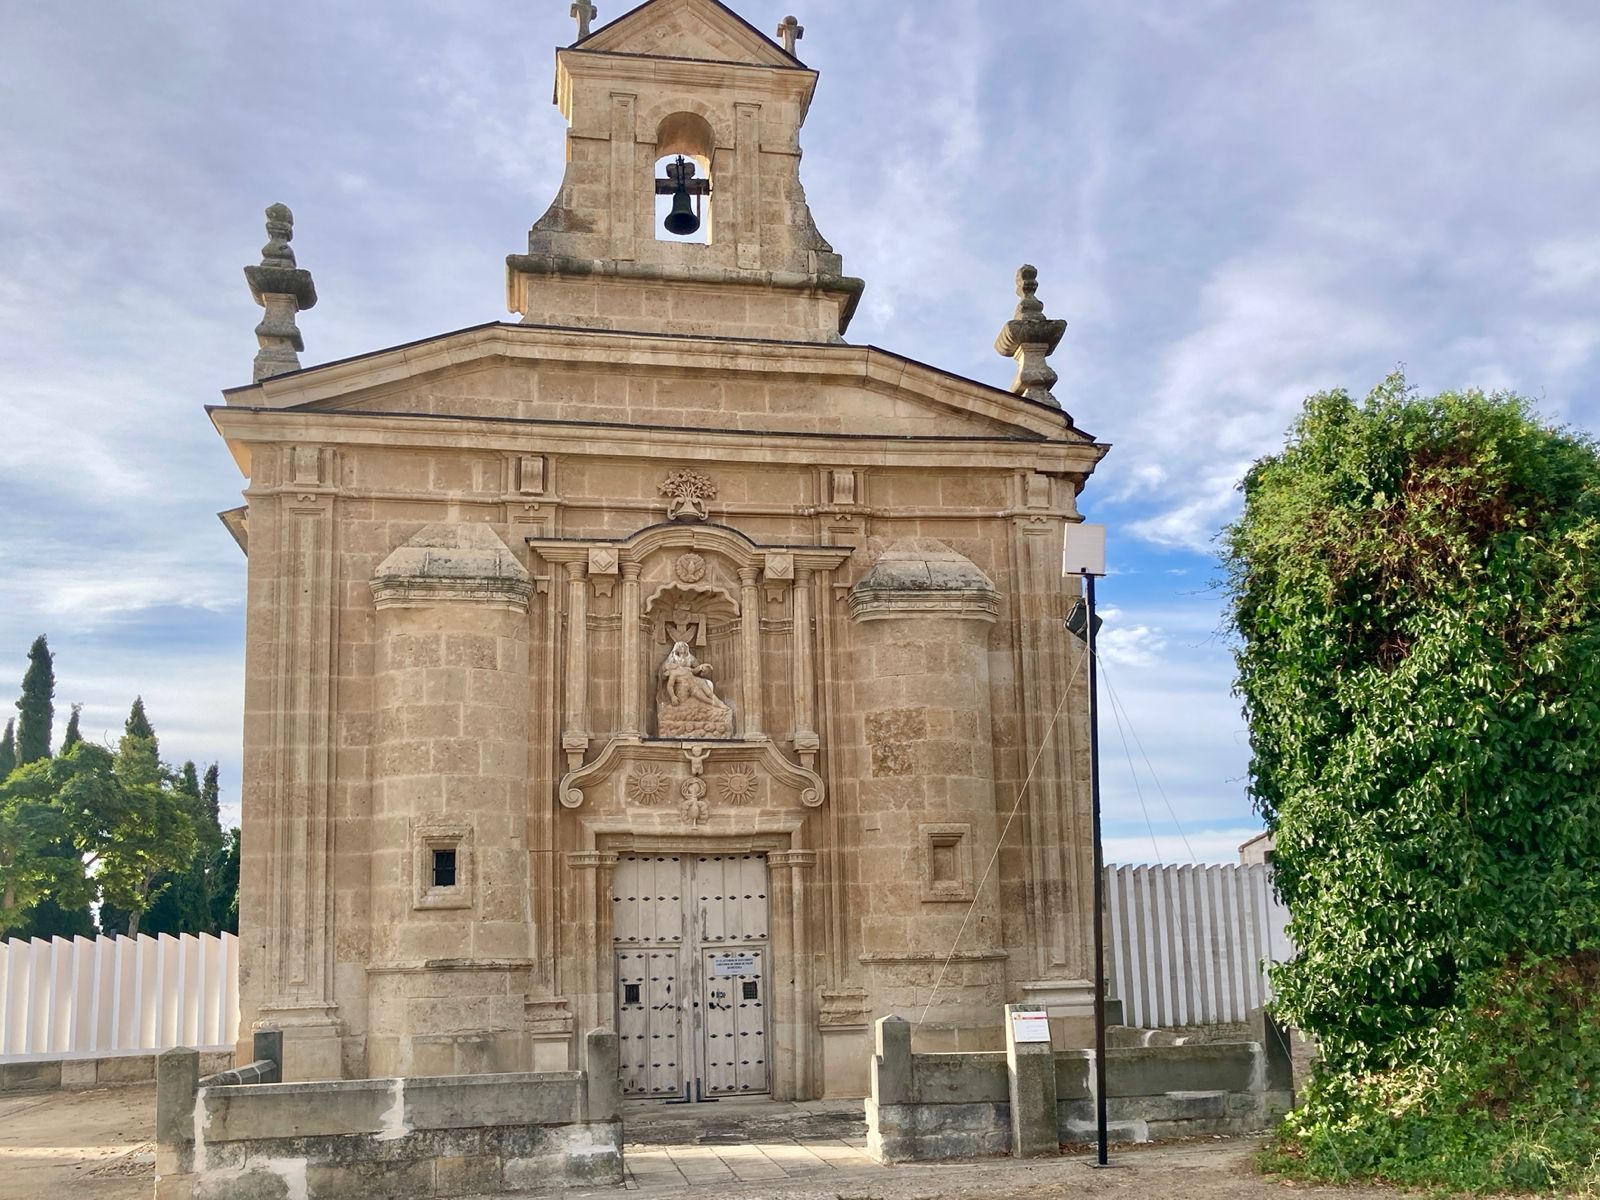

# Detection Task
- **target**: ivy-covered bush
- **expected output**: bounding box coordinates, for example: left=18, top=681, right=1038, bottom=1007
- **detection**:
left=1225, top=375, right=1600, bottom=1191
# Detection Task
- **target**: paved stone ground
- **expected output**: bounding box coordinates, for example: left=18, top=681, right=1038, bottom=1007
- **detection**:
left=0, top=1084, right=1407, bottom=1200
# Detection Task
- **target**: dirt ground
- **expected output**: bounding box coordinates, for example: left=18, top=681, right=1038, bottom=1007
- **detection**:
left=0, top=1083, right=1408, bottom=1200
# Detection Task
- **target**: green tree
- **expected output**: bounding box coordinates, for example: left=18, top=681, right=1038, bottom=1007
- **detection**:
left=141, top=761, right=221, bottom=936
left=210, top=826, right=241, bottom=935
left=1227, top=376, right=1600, bottom=1190
left=0, top=746, right=107, bottom=934
left=61, top=704, right=82, bottom=751
left=95, top=700, right=196, bottom=936
left=0, top=718, right=14, bottom=779
left=15, top=635, right=54, bottom=765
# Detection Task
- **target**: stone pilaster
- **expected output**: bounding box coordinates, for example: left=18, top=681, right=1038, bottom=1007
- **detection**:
left=738, top=566, right=764, bottom=737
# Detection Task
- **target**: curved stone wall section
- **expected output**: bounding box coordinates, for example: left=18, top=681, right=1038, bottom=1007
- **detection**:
left=846, top=540, right=1006, bottom=1046
left=365, top=523, right=534, bottom=1077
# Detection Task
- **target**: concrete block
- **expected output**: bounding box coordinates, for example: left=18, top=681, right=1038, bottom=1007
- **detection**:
left=0, top=1060, right=61, bottom=1093
left=193, top=1168, right=295, bottom=1200
left=868, top=1100, right=1011, bottom=1163
left=872, top=1015, right=913, bottom=1106
left=584, top=1027, right=620, bottom=1122
left=910, top=1052, right=1008, bottom=1104
left=1248, top=1007, right=1294, bottom=1093
left=156, top=1048, right=200, bottom=1170
left=1106, top=1043, right=1256, bottom=1097
left=1005, top=1003, right=1058, bottom=1158
left=61, top=1058, right=98, bottom=1088
left=305, top=1158, right=434, bottom=1198
left=99, top=1053, right=158, bottom=1084
left=403, top=1072, right=585, bottom=1131
left=1054, top=1050, right=1091, bottom=1100
left=202, top=1079, right=395, bottom=1142
left=434, top=1153, right=502, bottom=1195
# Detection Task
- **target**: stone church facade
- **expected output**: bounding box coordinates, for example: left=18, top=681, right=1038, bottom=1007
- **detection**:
left=213, top=0, right=1107, bottom=1100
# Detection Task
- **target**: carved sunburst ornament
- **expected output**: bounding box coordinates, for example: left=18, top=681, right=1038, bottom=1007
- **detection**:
left=717, top=767, right=758, bottom=806
left=626, top=769, right=670, bottom=806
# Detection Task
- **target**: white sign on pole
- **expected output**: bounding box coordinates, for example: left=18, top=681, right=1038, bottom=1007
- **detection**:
left=1010, top=1008, right=1052, bottom=1044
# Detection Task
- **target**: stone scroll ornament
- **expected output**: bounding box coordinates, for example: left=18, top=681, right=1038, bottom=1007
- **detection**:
left=656, top=641, right=734, bottom=738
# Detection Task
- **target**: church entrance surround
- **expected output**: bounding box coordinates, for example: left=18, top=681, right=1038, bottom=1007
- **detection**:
left=613, top=851, right=771, bottom=1099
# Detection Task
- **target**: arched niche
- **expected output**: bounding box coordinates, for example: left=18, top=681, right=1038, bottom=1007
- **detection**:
left=654, top=111, right=716, bottom=243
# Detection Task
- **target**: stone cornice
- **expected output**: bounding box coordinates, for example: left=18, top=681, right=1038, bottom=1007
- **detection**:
left=209, top=407, right=1106, bottom=481
left=215, top=322, right=1096, bottom=443
left=847, top=588, right=1000, bottom=625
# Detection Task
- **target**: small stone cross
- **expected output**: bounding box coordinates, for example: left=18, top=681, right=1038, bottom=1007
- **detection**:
left=776, top=14, right=804, bottom=55
left=572, top=1, right=597, bottom=39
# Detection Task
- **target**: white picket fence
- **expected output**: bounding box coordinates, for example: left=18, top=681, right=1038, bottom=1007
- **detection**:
left=0, top=932, right=239, bottom=1059
left=1105, top=863, right=1293, bottom=1029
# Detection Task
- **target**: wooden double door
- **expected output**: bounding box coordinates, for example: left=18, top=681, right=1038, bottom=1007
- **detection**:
left=612, top=852, right=771, bottom=1100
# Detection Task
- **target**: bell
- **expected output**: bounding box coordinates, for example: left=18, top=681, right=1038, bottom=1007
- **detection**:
left=664, top=184, right=700, bottom=236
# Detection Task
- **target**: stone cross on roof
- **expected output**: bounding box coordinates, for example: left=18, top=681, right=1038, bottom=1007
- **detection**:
left=994, top=264, right=1067, bottom=409
left=572, top=1, right=597, bottom=39
left=775, top=14, right=804, bottom=55
left=243, top=203, right=317, bottom=383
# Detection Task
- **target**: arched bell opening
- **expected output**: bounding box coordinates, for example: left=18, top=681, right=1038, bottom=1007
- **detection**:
left=653, top=111, right=715, bottom=244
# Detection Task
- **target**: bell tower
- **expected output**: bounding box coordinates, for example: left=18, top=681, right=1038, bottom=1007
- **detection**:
left=506, top=0, right=862, bottom=342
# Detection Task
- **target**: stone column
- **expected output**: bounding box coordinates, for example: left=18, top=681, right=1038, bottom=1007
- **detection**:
left=738, top=567, right=764, bottom=737
left=769, top=849, right=816, bottom=1100
left=846, top=541, right=1004, bottom=1048
left=567, top=851, right=616, bottom=1040
left=366, top=523, right=533, bottom=1078
left=620, top=561, right=643, bottom=736
left=563, top=560, right=590, bottom=764
left=791, top=568, right=818, bottom=752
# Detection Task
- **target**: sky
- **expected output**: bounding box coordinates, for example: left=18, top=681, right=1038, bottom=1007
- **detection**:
left=2, top=1, right=1598, bottom=863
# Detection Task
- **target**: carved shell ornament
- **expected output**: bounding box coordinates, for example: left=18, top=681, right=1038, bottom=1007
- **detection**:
left=674, top=552, right=707, bottom=583
left=660, top=469, right=716, bottom=522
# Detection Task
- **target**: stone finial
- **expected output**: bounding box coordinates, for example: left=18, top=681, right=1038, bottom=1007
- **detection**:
left=994, top=264, right=1067, bottom=408
left=243, top=203, right=317, bottom=382
left=776, top=15, right=804, bottom=55
left=572, top=1, right=597, bottom=39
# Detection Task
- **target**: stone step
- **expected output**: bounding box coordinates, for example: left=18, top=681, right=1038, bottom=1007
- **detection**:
left=1060, top=1117, right=1149, bottom=1144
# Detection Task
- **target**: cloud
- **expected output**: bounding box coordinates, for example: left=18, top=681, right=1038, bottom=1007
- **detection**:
left=1103, top=826, right=1264, bottom=867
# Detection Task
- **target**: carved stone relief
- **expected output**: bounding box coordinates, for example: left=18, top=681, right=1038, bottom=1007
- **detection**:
left=660, top=469, right=716, bottom=522
left=656, top=641, right=734, bottom=738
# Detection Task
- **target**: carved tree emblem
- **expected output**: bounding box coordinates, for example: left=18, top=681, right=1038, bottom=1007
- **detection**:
left=660, top=470, right=716, bottom=522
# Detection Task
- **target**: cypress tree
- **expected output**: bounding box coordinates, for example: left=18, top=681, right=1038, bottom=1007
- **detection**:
left=202, top=763, right=221, bottom=829
left=0, top=718, right=14, bottom=778
left=16, top=634, right=55, bottom=764
left=62, top=704, right=82, bottom=751
left=124, top=696, right=154, bottom=741
left=116, top=697, right=160, bottom=787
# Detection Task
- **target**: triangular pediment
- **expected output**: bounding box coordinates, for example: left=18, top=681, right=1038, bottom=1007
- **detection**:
left=217, top=325, right=1098, bottom=447
left=577, top=0, right=799, bottom=68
